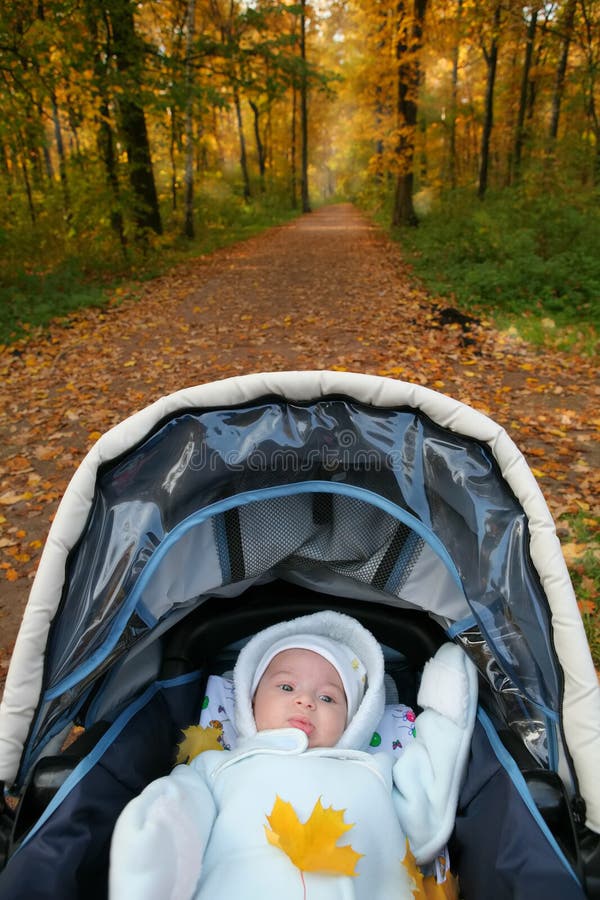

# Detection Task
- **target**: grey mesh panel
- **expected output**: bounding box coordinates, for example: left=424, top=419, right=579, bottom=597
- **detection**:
left=236, top=494, right=425, bottom=593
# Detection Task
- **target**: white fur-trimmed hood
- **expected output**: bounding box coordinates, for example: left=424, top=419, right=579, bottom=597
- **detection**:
left=233, top=610, right=385, bottom=750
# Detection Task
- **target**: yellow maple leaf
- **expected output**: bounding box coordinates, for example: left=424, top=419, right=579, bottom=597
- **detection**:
left=265, top=795, right=363, bottom=877
left=402, top=841, right=460, bottom=900
left=422, top=871, right=460, bottom=899
left=175, top=724, right=224, bottom=764
left=402, top=840, right=426, bottom=897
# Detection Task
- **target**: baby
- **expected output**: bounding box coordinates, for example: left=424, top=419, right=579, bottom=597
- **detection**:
left=252, top=646, right=349, bottom=748
left=110, top=610, right=478, bottom=899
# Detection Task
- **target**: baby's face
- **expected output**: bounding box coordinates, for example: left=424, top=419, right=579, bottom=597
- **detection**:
left=252, top=649, right=347, bottom=748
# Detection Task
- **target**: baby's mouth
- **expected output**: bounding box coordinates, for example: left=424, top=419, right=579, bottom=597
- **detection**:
left=288, top=716, right=315, bottom=736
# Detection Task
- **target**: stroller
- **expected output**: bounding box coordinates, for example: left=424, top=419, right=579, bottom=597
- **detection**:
left=0, top=370, right=598, bottom=898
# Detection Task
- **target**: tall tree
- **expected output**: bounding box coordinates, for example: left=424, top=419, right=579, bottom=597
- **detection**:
left=290, top=80, right=298, bottom=207
left=183, top=0, right=197, bottom=237
left=104, top=0, right=162, bottom=235
left=300, top=0, right=311, bottom=212
left=84, top=1, right=127, bottom=253
left=478, top=0, right=502, bottom=199
left=448, top=0, right=463, bottom=190
left=35, top=0, right=72, bottom=218
left=513, top=4, right=539, bottom=180
left=392, top=0, right=428, bottom=227
left=233, top=83, right=252, bottom=200
left=577, top=0, right=600, bottom=180
left=549, top=0, right=577, bottom=144
left=249, top=99, right=267, bottom=190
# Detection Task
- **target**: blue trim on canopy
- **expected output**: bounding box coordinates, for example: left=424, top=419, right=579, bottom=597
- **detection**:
left=135, top=599, right=157, bottom=628
left=477, top=708, right=579, bottom=884
left=447, top=615, right=477, bottom=637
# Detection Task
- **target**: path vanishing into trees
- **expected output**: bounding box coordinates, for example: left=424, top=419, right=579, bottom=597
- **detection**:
left=0, top=203, right=598, bottom=686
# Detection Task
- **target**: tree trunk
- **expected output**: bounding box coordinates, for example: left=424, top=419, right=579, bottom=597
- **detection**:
left=300, top=0, right=311, bottom=213
left=290, top=83, right=298, bottom=208
left=513, top=7, right=538, bottom=180
left=36, top=104, right=55, bottom=182
left=86, top=4, right=127, bottom=254
left=24, top=118, right=44, bottom=188
left=577, top=0, right=600, bottom=183
left=448, top=0, right=463, bottom=190
left=170, top=109, right=178, bottom=212
left=119, top=104, right=162, bottom=236
left=527, top=19, right=548, bottom=123
left=266, top=91, right=273, bottom=173
left=17, top=132, right=36, bottom=224
left=0, top=142, right=11, bottom=185
left=97, top=107, right=128, bottom=255
left=106, top=0, right=162, bottom=235
left=549, top=0, right=576, bottom=142
left=183, top=0, right=196, bottom=238
left=233, top=85, right=251, bottom=201
left=50, top=91, right=71, bottom=219
left=372, top=4, right=388, bottom=182
left=392, top=0, right=427, bottom=227
left=67, top=99, right=83, bottom=162
left=393, top=171, right=417, bottom=227
left=478, top=2, right=501, bottom=200
left=249, top=100, right=266, bottom=192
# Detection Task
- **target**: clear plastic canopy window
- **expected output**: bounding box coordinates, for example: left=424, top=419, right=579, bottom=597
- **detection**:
left=24, top=399, right=562, bottom=781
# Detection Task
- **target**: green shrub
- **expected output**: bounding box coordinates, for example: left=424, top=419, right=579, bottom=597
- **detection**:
left=386, top=187, right=600, bottom=351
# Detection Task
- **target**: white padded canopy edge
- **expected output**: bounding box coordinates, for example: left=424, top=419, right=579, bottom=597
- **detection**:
left=1, top=370, right=598, bottom=831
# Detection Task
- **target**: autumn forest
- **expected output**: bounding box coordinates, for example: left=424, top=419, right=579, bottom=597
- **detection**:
left=1, top=0, right=598, bottom=262
left=0, top=0, right=599, bottom=671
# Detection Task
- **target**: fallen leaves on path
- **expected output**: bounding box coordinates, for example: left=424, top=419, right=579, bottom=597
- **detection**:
left=0, top=204, right=598, bottom=682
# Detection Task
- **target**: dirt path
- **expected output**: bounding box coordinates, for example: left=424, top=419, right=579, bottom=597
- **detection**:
left=1, top=203, right=598, bottom=686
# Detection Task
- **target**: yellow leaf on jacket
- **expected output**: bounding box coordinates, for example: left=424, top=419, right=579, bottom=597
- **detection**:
left=265, top=795, right=363, bottom=876
left=422, top=871, right=460, bottom=899
left=402, top=840, right=426, bottom=897
left=175, top=724, right=224, bottom=763
left=402, top=841, right=460, bottom=899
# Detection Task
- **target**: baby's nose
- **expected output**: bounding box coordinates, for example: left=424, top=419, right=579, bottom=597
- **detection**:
left=296, top=693, right=316, bottom=709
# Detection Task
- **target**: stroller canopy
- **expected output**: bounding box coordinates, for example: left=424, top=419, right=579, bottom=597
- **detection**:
left=0, top=371, right=598, bottom=833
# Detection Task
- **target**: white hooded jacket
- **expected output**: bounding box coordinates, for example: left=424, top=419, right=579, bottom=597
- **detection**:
left=109, top=611, right=478, bottom=900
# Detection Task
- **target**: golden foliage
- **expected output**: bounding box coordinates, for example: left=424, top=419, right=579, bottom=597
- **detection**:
left=402, top=841, right=460, bottom=899
left=175, top=724, right=224, bottom=763
left=422, top=870, right=460, bottom=899
left=265, top=795, right=363, bottom=877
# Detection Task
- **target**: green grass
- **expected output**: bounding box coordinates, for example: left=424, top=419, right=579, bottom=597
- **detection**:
left=370, top=186, right=600, bottom=355
left=0, top=264, right=110, bottom=344
left=558, top=511, right=600, bottom=669
left=0, top=188, right=299, bottom=345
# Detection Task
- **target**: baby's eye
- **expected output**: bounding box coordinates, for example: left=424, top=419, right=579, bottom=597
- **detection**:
left=279, top=683, right=293, bottom=692
left=319, top=694, right=334, bottom=703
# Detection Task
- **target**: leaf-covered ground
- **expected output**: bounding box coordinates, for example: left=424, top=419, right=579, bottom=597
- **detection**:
left=0, top=203, right=598, bottom=689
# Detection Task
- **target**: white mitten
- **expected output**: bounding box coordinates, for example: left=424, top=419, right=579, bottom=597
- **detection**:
left=417, top=642, right=476, bottom=729
left=109, top=766, right=216, bottom=900
left=392, top=643, right=478, bottom=863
